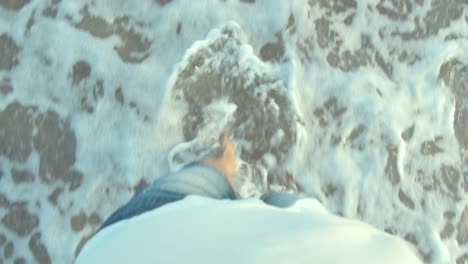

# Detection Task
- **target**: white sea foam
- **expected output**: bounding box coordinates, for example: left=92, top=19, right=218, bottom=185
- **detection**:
left=0, top=0, right=466, bottom=263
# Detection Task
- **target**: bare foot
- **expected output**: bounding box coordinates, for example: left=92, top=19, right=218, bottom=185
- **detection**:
left=201, top=133, right=236, bottom=190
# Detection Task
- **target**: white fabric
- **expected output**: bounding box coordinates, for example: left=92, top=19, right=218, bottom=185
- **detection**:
left=76, top=196, right=422, bottom=264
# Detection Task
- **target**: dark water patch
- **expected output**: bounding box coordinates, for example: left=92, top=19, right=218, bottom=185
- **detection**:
left=71, top=211, right=86, bottom=232
left=40, top=0, right=60, bottom=18
left=0, top=0, right=29, bottom=10
left=0, top=83, right=12, bottom=95
left=315, top=0, right=357, bottom=13
left=42, top=5, right=57, bottom=18
left=295, top=38, right=314, bottom=64
left=398, top=189, right=415, bottom=210
left=444, top=210, right=456, bottom=220
left=326, top=35, right=373, bottom=72
left=81, top=96, right=94, bottom=113
left=285, top=13, right=296, bottom=34
left=398, top=50, right=421, bottom=65
left=25, top=10, right=35, bottom=33
left=420, top=170, right=441, bottom=192
left=115, top=87, right=124, bottom=104
left=260, top=34, right=284, bottom=62
left=376, top=0, right=412, bottom=21
left=326, top=97, right=345, bottom=117
left=14, top=257, right=26, bottom=264
left=314, top=17, right=338, bottom=49
left=93, top=80, right=104, bottom=100
left=440, top=165, right=460, bottom=198
left=457, top=206, right=468, bottom=245
left=114, top=32, right=151, bottom=63
left=75, top=10, right=114, bottom=38
left=457, top=254, right=468, bottom=264
left=440, top=222, right=454, bottom=239
left=1, top=205, right=39, bottom=237
left=29, top=232, right=51, bottom=264
left=439, top=59, right=468, bottom=97
left=3, top=241, right=13, bottom=259
left=328, top=47, right=372, bottom=72
left=420, top=137, right=444, bottom=155
left=64, top=170, right=83, bottom=191
left=323, top=184, right=338, bottom=197
left=314, top=97, right=348, bottom=128
left=133, top=178, right=147, bottom=193
left=88, top=212, right=101, bottom=226
left=11, top=168, right=34, bottom=183
left=424, top=0, right=464, bottom=35
left=0, top=34, right=20, bottom=70
left=155, top=0, right=172, bottom=5
left=348, top=124, right=366, bottom=141
left=404, top=232, right=418, bottom=246
left=73, top=7, right=152, bottom=63
left=114, top=17, right=152, bottom=63
left=384, top=227, right=396, bottom=235
left=34, top=110, right=76, bottom=183
left=375, top=51, right=393, bottom=79
left=438, top=59, right=468, bottom=150
left=445, top=33, right=464, bottom=40
left=47, top=187, right=63, bottom=206
left=346, top=124, right=367, bottom=150
left=401, top=124, right=414, bottom=141
left=392, top=0, right=464, bottom=39
left=453, top=102, right=468, bottom=150
left=314, top=15, right=374, bottom=72
left=176, top=22, right=182, bottom=35
left=0, top=194, right=10, bottom=207
left=310, top=0, right=421, bottom=73
left=385, top=144, right=400, bottom=185
left=344, top=13, right=355, bottom=25
left=463, top=171, right=468, bottom=192
left=72, top=61, right=91, bottom=85
left=0, top=102, right=36, bottom=162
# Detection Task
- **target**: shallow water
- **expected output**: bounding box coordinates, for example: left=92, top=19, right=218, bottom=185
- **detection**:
left=0, top=0, right=467, bottom=263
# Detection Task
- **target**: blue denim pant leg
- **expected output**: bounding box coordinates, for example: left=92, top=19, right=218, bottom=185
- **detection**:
left=98, top=162, right=235, bottom=231
left=261, top=192, right=305, bottom=208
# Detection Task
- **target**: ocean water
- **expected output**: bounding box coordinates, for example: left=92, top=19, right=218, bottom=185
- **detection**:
left=0, top=0, right=466, bottom=263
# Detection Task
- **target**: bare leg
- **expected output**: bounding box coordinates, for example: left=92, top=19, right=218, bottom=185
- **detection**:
left=201, top=132, right=236, bottom=191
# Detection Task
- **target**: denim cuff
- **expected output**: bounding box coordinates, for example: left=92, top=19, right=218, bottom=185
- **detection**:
left=98, top=162, right=236, bottom=231
left=157, top=162, right=236, bottom=200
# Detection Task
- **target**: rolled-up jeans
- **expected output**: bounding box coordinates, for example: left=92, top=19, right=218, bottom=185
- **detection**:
left=99, top=162, right=302, bottom=231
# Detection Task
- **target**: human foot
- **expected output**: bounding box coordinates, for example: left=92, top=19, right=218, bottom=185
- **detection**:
left=201, top=133, right=236, bottom=189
